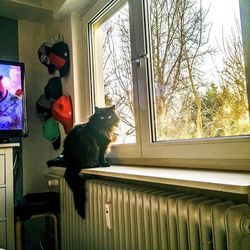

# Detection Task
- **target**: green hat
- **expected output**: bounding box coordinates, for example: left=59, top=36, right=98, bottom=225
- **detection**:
left=42, top=118, right=60, bottom=142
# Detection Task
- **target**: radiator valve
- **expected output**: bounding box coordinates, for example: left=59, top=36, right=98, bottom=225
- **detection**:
left=48, top=178, right=60, bottom=187
left=105, top=203, right=112, bottom=230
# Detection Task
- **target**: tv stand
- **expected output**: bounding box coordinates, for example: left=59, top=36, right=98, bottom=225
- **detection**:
left=0, top=138, right=12, bottom=144
left=0, top=143, right=19, bottom=250
left=0, top=137, right=21, bottom=144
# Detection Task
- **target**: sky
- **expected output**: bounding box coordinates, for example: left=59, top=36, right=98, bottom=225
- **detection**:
left=201, top=0, right=242, bottom=80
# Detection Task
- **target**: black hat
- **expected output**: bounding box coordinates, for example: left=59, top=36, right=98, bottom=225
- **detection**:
left=38, top=43, right=56, bottom=74
left=36, top=94, right=52, bottom=118
left=49, top=42, right=70, bottom=78
left=52, top=132, right=61, bottom=150
left=44, top=77, right=63, bottom=102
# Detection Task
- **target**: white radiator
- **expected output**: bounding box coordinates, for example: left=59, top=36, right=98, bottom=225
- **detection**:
left=59, top=178, right=250, bottom=250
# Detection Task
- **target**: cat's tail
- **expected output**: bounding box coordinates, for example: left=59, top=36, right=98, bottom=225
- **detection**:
left=64, top=167, right=87, bottom=219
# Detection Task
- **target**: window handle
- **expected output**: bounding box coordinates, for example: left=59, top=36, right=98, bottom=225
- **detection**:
left=131, top=54, right=147, bottom=66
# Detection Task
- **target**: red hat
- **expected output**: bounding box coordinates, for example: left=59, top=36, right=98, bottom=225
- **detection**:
left=49, top=42, right=70, bottom=78
left=52, top=95, right=73, bottom=133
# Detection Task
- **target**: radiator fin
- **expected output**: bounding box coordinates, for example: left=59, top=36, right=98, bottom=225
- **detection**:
left=60, top=178, right=250, bottom=250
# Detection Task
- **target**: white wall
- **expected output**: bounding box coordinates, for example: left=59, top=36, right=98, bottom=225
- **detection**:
left=45, top=12, right=89, bottom=124
left=18, top=20, right=64, bottom=193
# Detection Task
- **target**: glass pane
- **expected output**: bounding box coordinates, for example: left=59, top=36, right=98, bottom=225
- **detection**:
left=148, top=0, right=250, bottom=141
left=91, top=2, right=136, bottom=144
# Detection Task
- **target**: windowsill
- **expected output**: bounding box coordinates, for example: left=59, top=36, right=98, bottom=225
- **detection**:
left=48, top=165, right=250, bottom=195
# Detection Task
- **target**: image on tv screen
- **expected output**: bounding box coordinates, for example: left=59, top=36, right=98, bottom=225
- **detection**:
left=0, top=63, right=23, bottom=131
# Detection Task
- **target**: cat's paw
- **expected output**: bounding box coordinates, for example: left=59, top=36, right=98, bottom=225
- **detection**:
left=101, top=161, right=110, bottom=167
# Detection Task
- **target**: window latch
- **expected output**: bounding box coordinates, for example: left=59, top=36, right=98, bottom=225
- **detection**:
left=131, top=54, right=147, bottom=67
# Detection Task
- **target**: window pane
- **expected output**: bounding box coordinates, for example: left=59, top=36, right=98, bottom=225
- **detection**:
left=148, top=0, right=250, bottom=141
left=91, top=2, right=136, bottom=144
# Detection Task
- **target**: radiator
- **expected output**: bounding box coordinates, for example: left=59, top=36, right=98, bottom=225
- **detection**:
left=59, top=178, right=250, bottom=250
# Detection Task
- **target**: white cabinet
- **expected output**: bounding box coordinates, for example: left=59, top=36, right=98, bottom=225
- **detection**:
left=0, top=144, right=19, bottom=250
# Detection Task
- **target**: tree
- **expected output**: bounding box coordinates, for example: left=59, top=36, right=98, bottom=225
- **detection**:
left=101, top=4, right=136, bottom=142
left=150, top=0, right=213, bottom=139
left=218, top=20, right=250, bottom=135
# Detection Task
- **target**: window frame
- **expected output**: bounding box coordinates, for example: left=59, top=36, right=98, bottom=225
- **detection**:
left=81, top=0, right=250, bottom=170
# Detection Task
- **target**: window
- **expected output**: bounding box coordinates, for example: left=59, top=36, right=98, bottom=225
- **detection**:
left=149, top=0, right=250, bottom=141
left=90, top=1, right=135, bottom=144
left=83, top=0, right=250, bottom=169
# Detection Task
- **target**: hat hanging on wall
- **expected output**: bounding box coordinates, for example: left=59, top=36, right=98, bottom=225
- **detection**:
left=42, top=117, right=61, bottom=149
left=36, top=94, right=52, bottom=118
left=49, top=42, right=70, bottom=78
left=44, top=77, right=63, bottom=102
left=38, top=39, right=70, bottom=78
left=38, top=43, right=57, bottom=74
left=52, top=95, right=73, bottom=134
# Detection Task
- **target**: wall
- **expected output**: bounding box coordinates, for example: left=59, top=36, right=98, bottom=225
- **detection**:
left=0, top=17, right=18, bottom=61
left=18, top=20, right=60, bottom=193
left=44, top=12, right=88, bottom=124
left=18, top=12, right=85, bottom=194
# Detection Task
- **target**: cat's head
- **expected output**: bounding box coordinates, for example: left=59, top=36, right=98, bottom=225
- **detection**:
left=90, top=105, right=120, bottom=130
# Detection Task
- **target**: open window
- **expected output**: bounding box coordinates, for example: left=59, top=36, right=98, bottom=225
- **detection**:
left=84, top=0, right=250, bottom=169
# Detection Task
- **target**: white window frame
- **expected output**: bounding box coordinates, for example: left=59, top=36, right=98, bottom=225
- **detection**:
left=81, top=0, right=250, bottom=170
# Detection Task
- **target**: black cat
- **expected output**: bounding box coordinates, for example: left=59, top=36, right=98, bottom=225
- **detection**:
left=63, top=105, right=119, bottom=218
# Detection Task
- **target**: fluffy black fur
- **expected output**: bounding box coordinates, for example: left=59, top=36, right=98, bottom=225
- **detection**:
left=63, top=105, right=119, bottom=218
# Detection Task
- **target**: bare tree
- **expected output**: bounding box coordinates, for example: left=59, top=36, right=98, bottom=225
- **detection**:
left=217, top=19, right=250, bottom=134
left=150, top=0, right=213, bottom=139
left=102, top=5, right=135, bottom=142
left=220, top=20, right=247, bottom=108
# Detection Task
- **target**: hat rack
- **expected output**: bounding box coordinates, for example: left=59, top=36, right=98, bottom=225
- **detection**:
left=55, top=33, right=64, bottom=42
left=46, top=34, right=64, bottom=47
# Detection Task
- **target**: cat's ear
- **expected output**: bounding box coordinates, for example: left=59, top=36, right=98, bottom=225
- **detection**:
left=110, top=105, right=115, bottom=111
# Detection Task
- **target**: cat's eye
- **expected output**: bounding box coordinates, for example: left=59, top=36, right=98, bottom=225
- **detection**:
left=108, top=115, right=112, bottom=119
left=100, top=116, right=104, bottom=120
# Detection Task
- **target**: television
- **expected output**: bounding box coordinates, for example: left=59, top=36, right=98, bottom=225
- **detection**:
left=0, top=59, right=28, bottom=141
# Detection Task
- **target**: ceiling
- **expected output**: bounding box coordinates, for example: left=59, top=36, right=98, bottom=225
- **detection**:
left=0, top=0, right=95, bottom=22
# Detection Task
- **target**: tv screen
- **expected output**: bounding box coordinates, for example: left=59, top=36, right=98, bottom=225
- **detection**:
left=0, top=60, right=27, bottom=139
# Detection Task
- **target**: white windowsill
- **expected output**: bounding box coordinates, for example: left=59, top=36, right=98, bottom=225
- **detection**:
left=48, top=165, right=250, bottom=195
